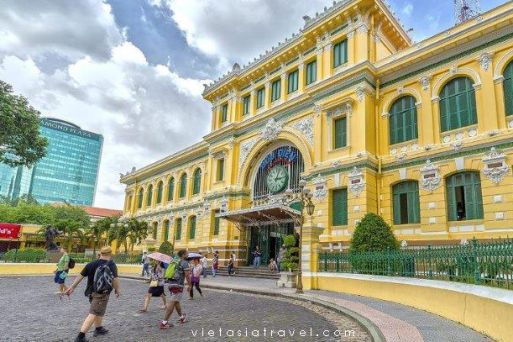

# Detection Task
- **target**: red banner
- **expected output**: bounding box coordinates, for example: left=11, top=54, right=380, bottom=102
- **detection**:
left=0, top=223, right=21, bottom=239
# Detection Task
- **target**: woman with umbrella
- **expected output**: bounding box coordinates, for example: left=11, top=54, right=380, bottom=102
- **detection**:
left=139, top=252, right=171, bottom=312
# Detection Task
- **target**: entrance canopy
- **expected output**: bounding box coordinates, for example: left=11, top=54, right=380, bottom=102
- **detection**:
left=217, top=205, right=300, bottom=227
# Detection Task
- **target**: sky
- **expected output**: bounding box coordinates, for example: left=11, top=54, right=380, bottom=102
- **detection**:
left=0, top=0, right=508, bottom=209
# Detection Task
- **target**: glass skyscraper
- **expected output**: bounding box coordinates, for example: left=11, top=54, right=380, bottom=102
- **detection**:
left=0, top=118, right=103, bottom=206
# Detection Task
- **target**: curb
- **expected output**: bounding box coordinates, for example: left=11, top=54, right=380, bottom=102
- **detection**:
left=120, top=275, right=385, bottom=342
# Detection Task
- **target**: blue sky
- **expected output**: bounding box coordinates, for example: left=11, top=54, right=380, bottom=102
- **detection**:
left=0, top=0, right=509, bottom=208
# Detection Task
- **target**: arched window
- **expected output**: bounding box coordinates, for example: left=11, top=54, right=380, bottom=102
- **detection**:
left=146, top=184, right=153, bottom=207
left=175, top=218, right=182, bottom=240
left=189, top=216, right=196, bottom=240
left=152, top=221, right=158, bottom=240
left=156, top=181, right=163, bottom=204
left=192, top=168, right=202, bottom=195
left=179, top=174, right=187, bottom=198
left=389, top=95, right=418, bottom=145
left=503, top=60, right=513, bottom=116
left=392, top=181, right=420, bottom=224
left=137, top=188, right=144, bottom=209
left=439, top=77, right=477, bottom=132
left=167, top=177, right=175, bottom=201
left=446, top=172, right=483, bottom=221
left=163, top=220, right=169, bottom=241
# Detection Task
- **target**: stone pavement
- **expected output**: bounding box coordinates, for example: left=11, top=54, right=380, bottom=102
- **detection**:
left=0, top=276, right=367, bottom=342
left=193, top=275, right=492, bottom=342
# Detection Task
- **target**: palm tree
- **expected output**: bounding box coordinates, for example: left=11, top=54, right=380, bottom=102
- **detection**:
left=87, top=217, right=114, bottom=255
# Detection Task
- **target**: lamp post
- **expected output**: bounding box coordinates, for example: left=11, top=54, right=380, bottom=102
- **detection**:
left=296, top=179, right=315, bottom=294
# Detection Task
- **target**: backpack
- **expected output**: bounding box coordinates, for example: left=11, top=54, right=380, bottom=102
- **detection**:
left=93, top=261, right=114, bottom=294
left=164, top=260, right=178, bottom=281
left=68, top=258, right=76, bottom=270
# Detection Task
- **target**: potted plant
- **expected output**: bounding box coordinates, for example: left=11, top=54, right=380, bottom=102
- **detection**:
left=277, top=234, right=299, bottom=288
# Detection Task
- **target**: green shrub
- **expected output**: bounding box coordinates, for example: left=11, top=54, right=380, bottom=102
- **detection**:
left=158, top=241, right=173, bottom=256
left=350, top=213, right=399, bottom=253
left=2, top=248, right=47, bottom=262
left=280, top=234, right=299, bottom=272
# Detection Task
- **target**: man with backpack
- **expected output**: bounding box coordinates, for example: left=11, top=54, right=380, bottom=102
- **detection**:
left=159, top=249, right=190, bottom=329
left=65, top=246, right=120, bottom=342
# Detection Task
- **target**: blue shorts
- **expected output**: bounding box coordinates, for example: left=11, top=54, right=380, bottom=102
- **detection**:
left=54, top=271, right=67, bottom=284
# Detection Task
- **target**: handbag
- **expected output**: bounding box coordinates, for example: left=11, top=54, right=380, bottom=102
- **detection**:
left=149, top=279, right=159, bottom=287
left=59, top=271, right=68, bottom=280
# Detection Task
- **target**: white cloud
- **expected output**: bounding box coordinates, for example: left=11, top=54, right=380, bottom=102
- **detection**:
left=402, top=3, right=413, bottom=16
left=0, top=0, right=211, bottom=209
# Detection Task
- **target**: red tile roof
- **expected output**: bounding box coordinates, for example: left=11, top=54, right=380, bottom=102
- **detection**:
left=81, top=206, right=122, bottom=218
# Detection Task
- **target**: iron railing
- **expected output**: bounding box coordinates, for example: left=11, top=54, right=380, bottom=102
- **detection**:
left=318, top=238, right=513, bottom=290
left=0, top=250, right=142, bottom=265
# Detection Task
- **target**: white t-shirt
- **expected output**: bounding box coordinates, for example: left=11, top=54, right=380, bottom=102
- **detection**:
left=201, top=257, right=208, bottom=268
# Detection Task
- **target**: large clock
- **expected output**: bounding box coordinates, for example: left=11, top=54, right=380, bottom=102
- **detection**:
left=266, top=165, right=289, bottom=194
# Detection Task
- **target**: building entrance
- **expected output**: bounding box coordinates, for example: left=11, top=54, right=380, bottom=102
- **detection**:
left=247, top=223, right=294, bottom=266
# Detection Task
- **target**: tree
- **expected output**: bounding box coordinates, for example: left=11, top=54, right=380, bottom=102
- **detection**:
left=158, top=241, right=173, bottom=255
left=350, top=213, right=399, bottom=253
left=50, top=205, right=90, bottom=252
left=87, top=217, right=115, bottom=255
left=280, top=234, right=299, bottom=272
left=0, top=80, right=48, bottom=167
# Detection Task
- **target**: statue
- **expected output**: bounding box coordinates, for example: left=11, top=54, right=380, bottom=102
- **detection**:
left=44, top=226, right=62, bottom=251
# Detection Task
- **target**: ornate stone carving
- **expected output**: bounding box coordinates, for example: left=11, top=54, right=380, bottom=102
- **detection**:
left=220, top=196, right=228, bottom=213
left=355, top=86, right=366, bottom=102
left=478, top=52, right=492, bottom=72
left=419, top=76, right=431, bottom=91
left=261, top=118, right=282, bottom=141
left=449, top=65, right=458, bottom=75
left=482, top=147, right=509, bottom=184
left=348, top=167, right=365, bottom=197
left=290, top=116, right=314, bottom=146
left=313, top=104, right=322, bottom=117
left=312, top=174, right=327, bottom=200
left=420, top=160, right=441, bottom=192
left=239, top=138, right=258, bottom=167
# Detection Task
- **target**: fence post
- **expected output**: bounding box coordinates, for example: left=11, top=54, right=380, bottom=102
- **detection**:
left=428, top=245, right=433, bottom=279
left=472, top=237, right=481, bottom=285
left=387, top=247, right=391, bottom=276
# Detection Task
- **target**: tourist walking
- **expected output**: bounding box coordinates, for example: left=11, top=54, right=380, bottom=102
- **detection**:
left=54, top=247, right=70, bottom=294
left=159, top=249, right=190, bottom=329
left=268, top=258, right=278, bottom=273
left=65, top=246, right=120, bottom=342
left=227, top=252, right=236, bottom=275
left=211, top=251, right=219, bottom=277
left=139, top=261, right=166, bottom=312
left=189, top=258, right=203, bottom=299
left=141, top=251, right=150, bottom=278
left=200, top=253, right=208, bottom=278
left=276, top=246, right=286, bottom=273
left=252, top=246, right=261, bottom=268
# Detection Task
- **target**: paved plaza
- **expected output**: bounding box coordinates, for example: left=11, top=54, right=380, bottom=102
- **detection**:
left=0, top=276, right=367, bottom=342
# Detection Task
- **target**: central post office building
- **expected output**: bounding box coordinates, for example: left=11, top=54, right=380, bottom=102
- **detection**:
left=120, top=0, right=513, bottom=264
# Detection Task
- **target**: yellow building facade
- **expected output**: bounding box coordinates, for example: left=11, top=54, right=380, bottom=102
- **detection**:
left=120, top=0, right=513, bottom=264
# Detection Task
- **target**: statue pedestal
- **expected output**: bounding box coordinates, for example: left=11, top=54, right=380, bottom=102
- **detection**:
left=46, top=250, right=63, bottom=263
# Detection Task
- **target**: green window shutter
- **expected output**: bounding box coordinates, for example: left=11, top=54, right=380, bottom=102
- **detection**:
left=288, top=70, right=298, bottom=93
left=193, top=169, right=201, bottom=195
left=306, top=60, right=317, bottom=85
left=271, top=79, right=281, bottom=101
left=213, top=210, right=220, bottom=235
left=217, top=159, right=224, bottom=181
left=167, top=178, right=174, bottom=201
left=392, top=181, right=420, bottom=224
left=146, top=185, right=153, bottom=206
left=164, top=220, right=169, bottom=241
left=446, top=172, right=483, bottom=221
left=221, top=103, right=228, bottom=123
left=333, top=40, right=347, bottom=68
left=156, top=182, right=163, bottom=204
left=152, top=223, right=157, bottom=240
left=179, top=174, right=187, bottom=198
left=332, top=189, right=348, bottom=226
left=389, top=96, right=418, bottom=145
left=175, top=219, right=182, bottom=240
left=256, top=88, right=265, bottom=108
left=439, top=77, right=477, bottom=132
left=243, top=95, right=250, bottom=115
left=446, top=174, right=457, bottom=221
left=333, top=117, right=347, bottom=148
left=189, top=216, right=196, bottom=239
left=137, top=189, right=143, bottom=208
left=504, top=62, right=513, bottom=116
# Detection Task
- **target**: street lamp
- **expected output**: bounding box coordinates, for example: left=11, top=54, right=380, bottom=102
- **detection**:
left=296, top=179, right=315, bottom=294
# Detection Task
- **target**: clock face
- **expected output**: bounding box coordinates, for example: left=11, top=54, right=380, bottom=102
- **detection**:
left=266, top=165, right=289, bottom=194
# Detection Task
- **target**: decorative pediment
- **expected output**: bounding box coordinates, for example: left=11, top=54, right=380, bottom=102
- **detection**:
left=482, top=147, right=509, bottom=184
left=312, top=174, right=327, bottom=200
left=420, top=159, right=441, bottom=192
left=261, top=118, right=282, bottom=141
left=348, top=167, right=365, bottom=197
left=239, top=138, right=258, bottom=167
left=289, top=116, right=314, bottom=146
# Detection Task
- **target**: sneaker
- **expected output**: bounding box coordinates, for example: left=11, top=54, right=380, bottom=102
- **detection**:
left=93, top=327, right=109, bottom=337
left=177, top=313, right=187, bottom=323
left=159, top=321, right=173, bottom=329
left=74, top=335, right=89, bottom=342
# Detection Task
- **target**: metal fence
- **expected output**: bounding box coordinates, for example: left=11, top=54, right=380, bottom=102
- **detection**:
left=0, top=250, right=142, bottom=265
left=318, top=238, right=513, bottom=290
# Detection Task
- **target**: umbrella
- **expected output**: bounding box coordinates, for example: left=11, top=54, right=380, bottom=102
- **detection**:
left=186, top=252, right=202, bottom=260
left=147, top=252, right=172, bottom=264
